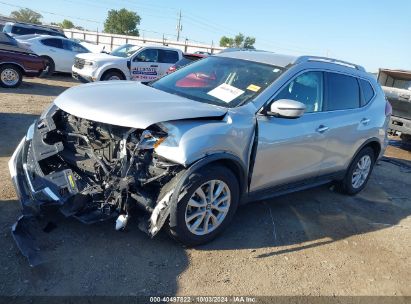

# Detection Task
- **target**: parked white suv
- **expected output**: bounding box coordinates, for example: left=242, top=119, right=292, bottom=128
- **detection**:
left=72, top=44, right=183, bottom=82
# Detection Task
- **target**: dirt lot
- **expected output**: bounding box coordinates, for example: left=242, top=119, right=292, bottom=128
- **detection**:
left=0, top=76, right=410, bottom=297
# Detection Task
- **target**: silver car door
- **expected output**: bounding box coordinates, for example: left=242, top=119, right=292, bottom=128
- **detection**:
left=250, top=71, right=329, bottom=192
left=316, top=72, right=367, bottom=175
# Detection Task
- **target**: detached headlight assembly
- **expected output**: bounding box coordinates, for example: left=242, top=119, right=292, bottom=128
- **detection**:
left=138, top=130, right=167, bottom=150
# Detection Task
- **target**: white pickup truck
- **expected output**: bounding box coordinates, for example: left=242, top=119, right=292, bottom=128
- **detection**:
left=72, top=44, right=183, bottom=82
left=378, top=68, right=411, bottom=141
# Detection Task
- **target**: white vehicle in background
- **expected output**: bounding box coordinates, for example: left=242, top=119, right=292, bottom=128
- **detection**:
left=72, top=44, right=183, bottom=82
left=72, top=39, right=105, bottom=54
left=16, top=35, right=92, bottom=75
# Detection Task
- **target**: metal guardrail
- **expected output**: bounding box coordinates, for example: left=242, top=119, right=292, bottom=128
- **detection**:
left=64, top=29, right=225, bottom=54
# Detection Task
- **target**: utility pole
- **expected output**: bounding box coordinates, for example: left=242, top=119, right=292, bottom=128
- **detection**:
left=176, top=10, right=182, bottom=41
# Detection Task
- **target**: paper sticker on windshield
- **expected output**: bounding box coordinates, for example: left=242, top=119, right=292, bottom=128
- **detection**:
left=207, top=83, right=244, bottom=103
left=247, top=84, right=261, bottom=92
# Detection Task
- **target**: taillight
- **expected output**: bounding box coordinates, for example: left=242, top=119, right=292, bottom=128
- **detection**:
left=385, top=99, right=392, bottom=116
left=167, top=66, right=176, bottom=74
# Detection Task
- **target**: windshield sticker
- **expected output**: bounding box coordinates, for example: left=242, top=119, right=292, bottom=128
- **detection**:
left=247, top=84, right=261, bottom=92
left=207, top=83, right=244, bottom=103
left=131, top=67, right=159, bottom=81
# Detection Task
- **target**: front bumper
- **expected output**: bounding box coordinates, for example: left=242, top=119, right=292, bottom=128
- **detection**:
left=72, top=66, right=96, bottom=82
left=389, top=115, right=411, bottom=135
left=8, top=122, right=82, bottom=266
left=9, top=123, right=78, bottom=214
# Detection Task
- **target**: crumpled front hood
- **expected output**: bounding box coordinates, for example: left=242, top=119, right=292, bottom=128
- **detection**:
left=54, top=81, right=227, bottom=129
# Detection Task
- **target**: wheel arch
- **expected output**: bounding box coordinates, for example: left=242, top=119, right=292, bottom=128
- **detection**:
left=0, top=62, right=24, bottom=74
left=185, top=153, right=247, bottom=195
left=350, top=137, right=382, bottom=166
left=150, top=152, right=247, bottom=235
left=100, top=68, right=127, bottom=81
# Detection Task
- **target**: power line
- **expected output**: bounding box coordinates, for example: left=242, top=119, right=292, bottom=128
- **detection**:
left=0, top=0, right=102, bottom=24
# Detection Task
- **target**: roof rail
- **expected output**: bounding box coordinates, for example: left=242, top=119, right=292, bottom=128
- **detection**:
left=295, top=56, right=366, bottom=72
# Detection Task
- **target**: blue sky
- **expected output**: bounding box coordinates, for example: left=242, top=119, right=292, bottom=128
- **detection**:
left=1, top=0, right=410, bottom=72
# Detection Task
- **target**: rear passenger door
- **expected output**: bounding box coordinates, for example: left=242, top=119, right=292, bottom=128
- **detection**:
left=41, top=38, right=72, bottom=72
left=317, top=72, right=372, bottom=175
left=158, top=49, right=180, bottom=77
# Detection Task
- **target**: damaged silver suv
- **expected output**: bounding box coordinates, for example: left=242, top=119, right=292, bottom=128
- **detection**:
left=9, top=50, right=390, bottom=265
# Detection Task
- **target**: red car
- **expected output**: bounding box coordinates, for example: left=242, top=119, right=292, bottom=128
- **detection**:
left=0, top=33, right=45, bottom=88
left=166, top=53, right=207, bottom=74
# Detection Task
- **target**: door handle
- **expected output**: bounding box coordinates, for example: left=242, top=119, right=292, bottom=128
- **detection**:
left=150, top=65, right=158, bottom=68
left=316, top=125, right=329, bottom=133
left=361, top=118, right=370, bottom=125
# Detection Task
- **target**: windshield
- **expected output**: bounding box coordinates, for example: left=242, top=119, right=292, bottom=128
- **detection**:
left=150, top=56, right=284, bottom=108
left=111, top=44, right=141, bottom=58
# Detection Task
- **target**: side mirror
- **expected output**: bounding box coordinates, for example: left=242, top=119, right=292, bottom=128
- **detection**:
left=127, top=60, right=131, bottom=69
left=267, top=99, right=306, bottom=119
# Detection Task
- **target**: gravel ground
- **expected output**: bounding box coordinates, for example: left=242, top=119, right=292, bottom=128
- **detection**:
left=0, top=75, right=410, bottom=297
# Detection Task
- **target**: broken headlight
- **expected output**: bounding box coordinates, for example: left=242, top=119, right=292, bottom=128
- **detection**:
left=138, top=130, right=167, bottom=150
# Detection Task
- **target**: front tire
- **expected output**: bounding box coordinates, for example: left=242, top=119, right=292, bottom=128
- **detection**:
left=0, top=64, right=22, bottom=88
left=168, top=165, right=239, bottom=246
left=101, top=70, right=125, bottom=81
left=338, top=147, right=375, bottom=195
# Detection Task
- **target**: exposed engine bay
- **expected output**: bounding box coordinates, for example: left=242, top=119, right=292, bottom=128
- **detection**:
left=47, top=108, right=181, bottom=221
left=11, top=106, right=184, bottom=265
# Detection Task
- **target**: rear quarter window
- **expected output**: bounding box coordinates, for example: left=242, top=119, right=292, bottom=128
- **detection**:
left=359, top=79, right=375, bottom=106
left=326, top=72, right=360, bottom=111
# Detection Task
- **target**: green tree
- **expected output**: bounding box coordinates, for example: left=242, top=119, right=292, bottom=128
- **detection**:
left=233, top=33, right=244, bottom=47
left=10, top=8, right=42, bottom=24
left=60, top=19, right=74, bottom=29
left=219, top=36, right=233, bottom=47
left=104, top=8, right=141, bottom=36
left=243, top=36, right=256, bottom=49
left=219, top=33, right=256, bottom=49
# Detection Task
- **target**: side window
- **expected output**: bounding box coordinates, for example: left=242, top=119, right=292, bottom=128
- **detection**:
left=72, top=42, right=88, bottom=53
left=326, top=72, right=360, bottom=111
left=62, top=40, right=88, bottom=53
left=41, top=38, right=63, bottom=49
left=133, top=49, right=158, bottom=62
left=159, top=50, right=179, bottom=64
left=274, top=71, right=324, bottom=113
left=35, top=29, right=51, bottom=35
left=359, top=79, right=375, bottom=107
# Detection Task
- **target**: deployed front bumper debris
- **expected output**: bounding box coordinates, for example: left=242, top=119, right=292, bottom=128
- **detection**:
left=9, top=106, right=182, bottom=266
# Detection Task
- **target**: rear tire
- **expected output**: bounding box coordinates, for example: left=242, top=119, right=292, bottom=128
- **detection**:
left=168, top=165, right=239, bottom=246
left=0, top=64, right=22, bottom=88
left=101, top=70, right=125, bottom=81
left=337, top=147, right=375, bottom=195
left=41, top=56, right=55, bottom=77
